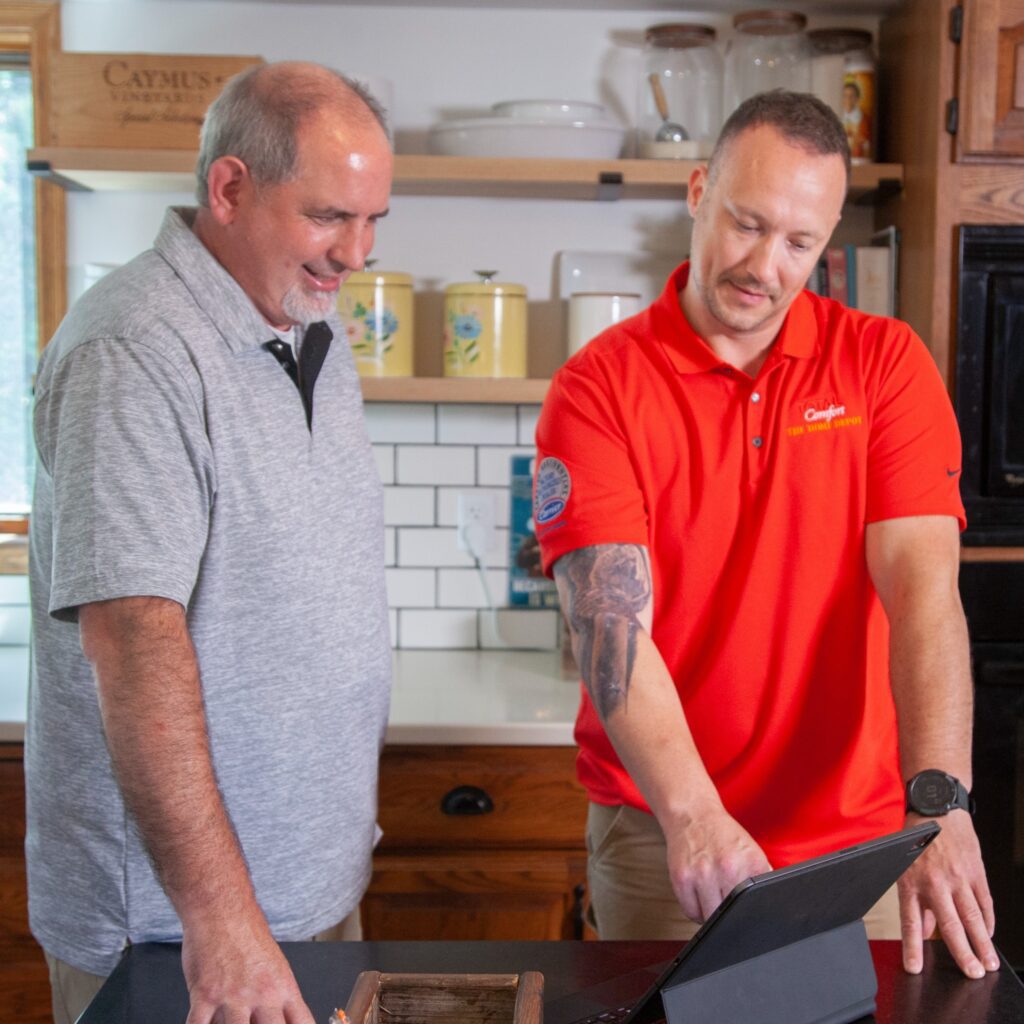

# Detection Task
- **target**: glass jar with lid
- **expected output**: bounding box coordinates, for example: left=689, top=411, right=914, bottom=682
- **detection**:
left=723, top=9, right=812, bottom=118
left=637, top=23, right=722, bottom=159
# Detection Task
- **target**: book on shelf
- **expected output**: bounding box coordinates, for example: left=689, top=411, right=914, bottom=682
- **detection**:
left=813, top=229, right=900, bottom=317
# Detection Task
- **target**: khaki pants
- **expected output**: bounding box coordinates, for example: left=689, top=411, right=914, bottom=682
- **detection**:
left=586, top=803, right=902, bottom=941
left=44, top=907, right=363, bottom=1024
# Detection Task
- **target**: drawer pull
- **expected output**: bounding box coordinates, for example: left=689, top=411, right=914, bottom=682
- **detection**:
left=441, top=785, right=494, bottom=816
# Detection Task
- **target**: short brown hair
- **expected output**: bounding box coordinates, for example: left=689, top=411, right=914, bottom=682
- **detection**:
left=708, top=90, right=851, bottom=186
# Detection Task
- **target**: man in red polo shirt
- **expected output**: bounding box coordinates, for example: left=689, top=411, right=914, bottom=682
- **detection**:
left=534, top=91, right=996, bottom=980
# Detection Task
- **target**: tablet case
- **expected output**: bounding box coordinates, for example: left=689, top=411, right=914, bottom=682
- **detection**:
left=655, top=823, right=940, bottom=1024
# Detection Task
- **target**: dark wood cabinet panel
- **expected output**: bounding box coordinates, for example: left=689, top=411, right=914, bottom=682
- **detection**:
left=0, top=744, right=49, bottom=1024
left=366, top=745, right=589, bottom=942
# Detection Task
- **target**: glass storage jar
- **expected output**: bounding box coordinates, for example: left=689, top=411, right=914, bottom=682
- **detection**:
left=637, top=23, right=722, bottom=159
left=723, top=9, right=812, bottom=118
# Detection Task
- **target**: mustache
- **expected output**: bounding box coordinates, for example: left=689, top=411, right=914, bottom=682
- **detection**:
left=721, top=273, right=778, bottom=300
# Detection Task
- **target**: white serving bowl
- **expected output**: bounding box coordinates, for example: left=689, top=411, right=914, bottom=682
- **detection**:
left=428, top=117, right=625, bottom=159
left=492, top=99, right=608, bottom=122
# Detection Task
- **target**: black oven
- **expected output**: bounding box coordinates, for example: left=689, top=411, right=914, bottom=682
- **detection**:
left=956, top=225, right=1024, bottom=545
left=960, top=561, right=1024, bottom=970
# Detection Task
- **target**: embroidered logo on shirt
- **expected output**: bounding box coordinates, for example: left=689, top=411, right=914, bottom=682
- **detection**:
left=786, top=395, right=863, bottom=438
left=535, top=457, right=572, bottom=525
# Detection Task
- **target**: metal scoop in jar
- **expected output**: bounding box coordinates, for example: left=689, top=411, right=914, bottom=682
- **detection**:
left=648, top=73, right=689, bottom=143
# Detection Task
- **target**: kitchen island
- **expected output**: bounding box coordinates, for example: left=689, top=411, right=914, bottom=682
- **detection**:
left=80, top=939, right=1024, bottom=1024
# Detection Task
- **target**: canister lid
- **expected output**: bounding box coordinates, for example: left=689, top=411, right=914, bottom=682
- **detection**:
left=733, top=9, right=807, bottom=35
left=342, top=269, right=413, bottom=287
left=645, top=23, right=717, bottom=48
left=807, top=28, right=873, bottom=54
left=446, top=270, right=527, bottom=298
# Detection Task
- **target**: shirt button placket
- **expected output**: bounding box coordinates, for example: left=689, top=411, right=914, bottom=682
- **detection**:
left=748, top=389, right=766, bottom=480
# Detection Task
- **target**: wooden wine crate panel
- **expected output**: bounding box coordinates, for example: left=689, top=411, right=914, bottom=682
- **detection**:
left=50, top=52, right=262, bottom=149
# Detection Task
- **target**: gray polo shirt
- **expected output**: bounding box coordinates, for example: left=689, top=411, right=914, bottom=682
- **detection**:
left=26, top=207, right=391, bottom=975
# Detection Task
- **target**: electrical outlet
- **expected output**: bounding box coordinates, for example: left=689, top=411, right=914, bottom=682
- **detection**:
left=456, top=492, right=497, bottom=555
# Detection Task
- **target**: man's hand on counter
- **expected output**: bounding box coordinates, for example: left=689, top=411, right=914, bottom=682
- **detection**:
left=664, top=801, right=773, bottom=924
left=182, top=913, right=315, bottom=1024
left=898, top=811, right=999, bottom=980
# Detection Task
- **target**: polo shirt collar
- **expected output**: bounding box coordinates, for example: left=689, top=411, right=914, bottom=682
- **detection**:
left=153, top=206, right=282, bottom=354
left=652, top=260, right=819, bottom=375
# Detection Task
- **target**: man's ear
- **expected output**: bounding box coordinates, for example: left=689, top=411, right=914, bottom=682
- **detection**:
left=205, top=156, right=250, bottom=226
left=687, top=164, right=708, bottom=219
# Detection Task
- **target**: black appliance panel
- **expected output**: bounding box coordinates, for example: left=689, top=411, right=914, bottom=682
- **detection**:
left=956, top=226, right=1024, bottom=543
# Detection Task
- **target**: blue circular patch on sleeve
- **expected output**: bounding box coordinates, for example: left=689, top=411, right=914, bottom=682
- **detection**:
left=534, top=457, right=572, bottom=525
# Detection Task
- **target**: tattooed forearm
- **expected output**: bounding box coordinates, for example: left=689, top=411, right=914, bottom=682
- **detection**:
left=554, top=545, right=651, bottom=719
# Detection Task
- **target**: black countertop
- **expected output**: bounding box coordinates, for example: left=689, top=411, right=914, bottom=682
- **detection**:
left=80, top=939, right=1024, bottom=1024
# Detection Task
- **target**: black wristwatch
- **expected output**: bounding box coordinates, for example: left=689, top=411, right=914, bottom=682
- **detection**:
left=905, top=770, right=975, bottom=817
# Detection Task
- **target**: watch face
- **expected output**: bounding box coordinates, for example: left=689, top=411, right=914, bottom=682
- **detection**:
left=910, top=771, right=957, bottom=816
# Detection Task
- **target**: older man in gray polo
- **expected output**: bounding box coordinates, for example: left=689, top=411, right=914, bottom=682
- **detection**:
left=27, top=61, right=393, bottom=1024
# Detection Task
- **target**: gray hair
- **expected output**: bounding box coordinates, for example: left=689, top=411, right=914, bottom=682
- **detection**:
left=195, top=62, right=389, bottom=207
left=708, top=90, right=851, bottom=187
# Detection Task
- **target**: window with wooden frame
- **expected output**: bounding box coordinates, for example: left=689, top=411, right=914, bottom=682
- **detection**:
left=0, top=2, right=64, bottom=566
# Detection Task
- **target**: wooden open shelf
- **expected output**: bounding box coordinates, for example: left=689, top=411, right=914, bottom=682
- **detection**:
left=359, top=376, right=548, bottom=404
left=27, top=148, right=903, bottom=203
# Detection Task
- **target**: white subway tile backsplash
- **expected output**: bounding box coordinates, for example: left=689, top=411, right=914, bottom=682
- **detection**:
left=389, top=608, right=398, bottom=648
left=364, top=403, right=435, bottom=443
left=386, top=568, right=436, bottom=608
left=437, top=487, right=510, bottom=528
left=438, top=568, right=510, bottom=609
left=477, top=446, right=535, bottom=486
left=383, top=486, right=435, bottom=526
left=397, top=445, right=475, bottom=485
left=399, top=528, right=475, bottom=568
left=479, top=609, right=560, bottom=650
left=373, top=445, right=395, bottom=485
left=384, top=528, right=396, bottom=566
left=517, top=405, right=542, bottom=446
left=400, top=608, right=478, bottom=649
left=438, top=404, right=517, bottom=445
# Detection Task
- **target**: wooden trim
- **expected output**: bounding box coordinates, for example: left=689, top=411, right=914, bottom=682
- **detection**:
left=0, top=4, right=64, bottom=532
left=961, top=547, right=1024, bottom=562
left=0, top=3, right=64, bottom=344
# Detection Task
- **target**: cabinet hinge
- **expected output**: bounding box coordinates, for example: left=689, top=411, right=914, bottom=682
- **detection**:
left=949, top=4, right=963, bottom=44
left=946, top=97, right=959, bottom=135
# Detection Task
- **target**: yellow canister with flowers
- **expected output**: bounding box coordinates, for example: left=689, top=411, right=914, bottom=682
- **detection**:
left=443, top=271, right=527, bottom=378
left=336, top=262, right=414, bottom=377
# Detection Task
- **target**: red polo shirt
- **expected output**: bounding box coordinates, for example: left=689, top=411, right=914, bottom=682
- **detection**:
left=535, top=262, right=965, bottom=867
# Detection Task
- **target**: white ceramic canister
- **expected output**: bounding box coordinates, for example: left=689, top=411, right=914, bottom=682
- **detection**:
left=567, top=292, right=641, bottom=356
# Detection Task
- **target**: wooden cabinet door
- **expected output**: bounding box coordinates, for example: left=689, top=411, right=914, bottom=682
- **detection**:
left=958, top=0, right=1024, bottom=158
left=363, top=849, right=587, bottom=941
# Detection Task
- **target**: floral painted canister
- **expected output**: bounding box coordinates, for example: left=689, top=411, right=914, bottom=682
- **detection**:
left=443, top=272, right=527, bottom=378
left=337, top=266, right=414, bottom=377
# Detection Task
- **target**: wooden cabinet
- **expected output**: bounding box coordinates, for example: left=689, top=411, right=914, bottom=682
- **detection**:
left=364, top=745, right=589, bottom=941
left=956, top=0, right=1024, bottom=159
left=0, top=744, right=49, bottom=1024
